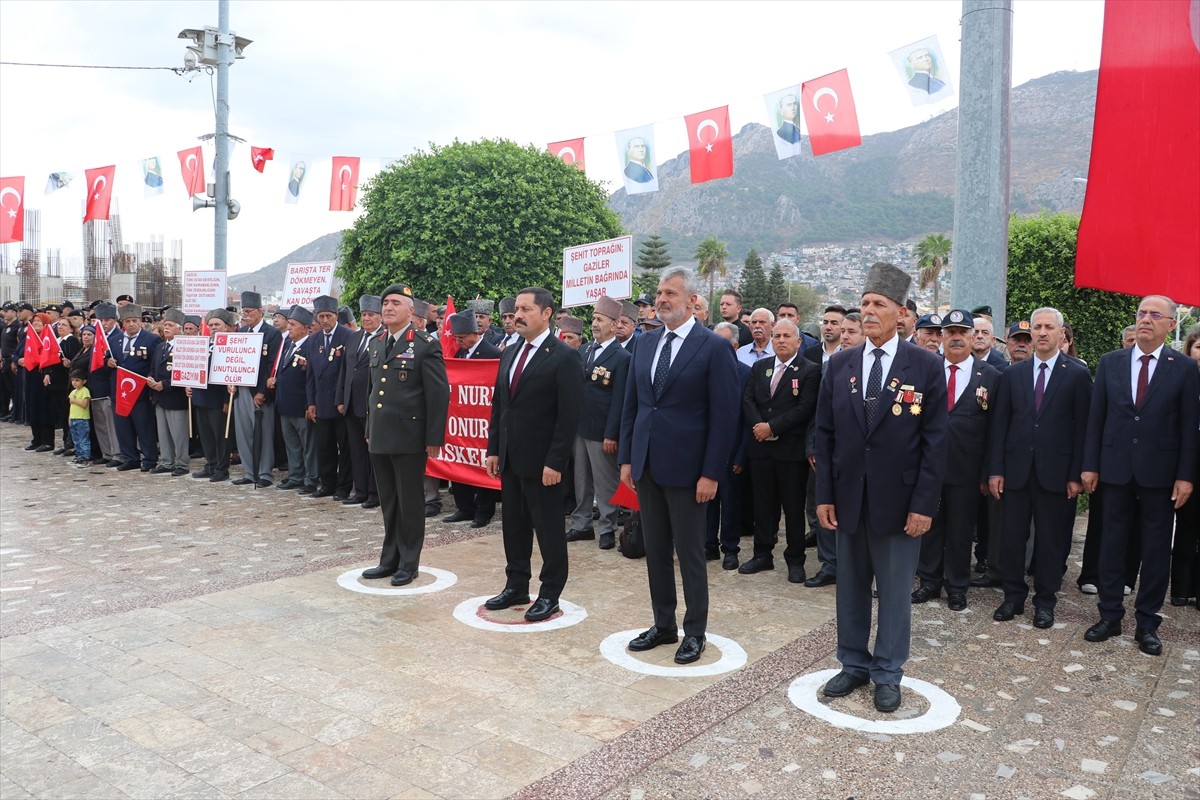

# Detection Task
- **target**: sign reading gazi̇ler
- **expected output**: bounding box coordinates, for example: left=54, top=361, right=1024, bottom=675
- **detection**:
left=561, top=235, right=633, bottom=309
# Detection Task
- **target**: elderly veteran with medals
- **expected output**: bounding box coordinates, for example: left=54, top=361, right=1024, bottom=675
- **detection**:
left=361, top=283, right=450, bottom=586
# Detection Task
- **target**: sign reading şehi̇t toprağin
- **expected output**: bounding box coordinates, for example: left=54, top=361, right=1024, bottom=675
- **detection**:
left=562, top=235, right=633, bottom=309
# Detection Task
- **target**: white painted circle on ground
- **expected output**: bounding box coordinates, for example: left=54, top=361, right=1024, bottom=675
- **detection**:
left=337, top=566, right=457, bottom=596
left=788, top=668, right=961, bottom=734
left=453, top=596, right=587, bottom=632
left=599, top=629, right=748, bottom=677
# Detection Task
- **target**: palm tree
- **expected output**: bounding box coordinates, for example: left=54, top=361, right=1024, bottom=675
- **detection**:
left=916, top=234, right=952, bottom=312
left=693, top=237, right=729, bottom=309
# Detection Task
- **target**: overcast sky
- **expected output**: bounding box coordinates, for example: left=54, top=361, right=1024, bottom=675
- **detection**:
left=0, top=0, right=1104, bottom=277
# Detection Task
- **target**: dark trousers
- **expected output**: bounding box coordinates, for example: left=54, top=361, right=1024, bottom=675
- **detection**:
left=1098, top=481, right=1176, bottom=630
left=0, top=361, right=12, bottom=415
left=371, top=452, right=427, bottom=573
left=1001, top=475, right=1067, bottom=609
left=49, top=388, right=70, bottom=447
left=737, top=463, right=755, bottom=537
left=1079, top=486, right=1141, bottom=589
left=452, top=482, right=497, bottom=521
left=750, top=457, right=808, bottom=567
left=345, top=413, right=378, bottom=501
left=637, top=470, right=710, bottom=638
left=499, top=464, right=568, bottom=601
left=196, top=406, right=230, bottom=476
left=705, top=464, right=742, bottom=554
left=917, top=483, right=979, bottom=594
left=11, top=367, right=25, bottom=421
left=314, top=416, right=352, bottom=495
left=115, top=396, right=158, bottom=467
left=1171, top=493, right=1200, bottom=600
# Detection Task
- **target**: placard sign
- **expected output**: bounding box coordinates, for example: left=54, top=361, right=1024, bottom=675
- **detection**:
left=561, top=235, right=633, bottom=308
left=209, top=332, right=263, bottom=387
left=424, top=358, right=501, bottom=490
left=169, top=336, right=210, bottom=388
left=182, top=271, right=228, bottom=316
left=282, top=261, right=336, bottom=308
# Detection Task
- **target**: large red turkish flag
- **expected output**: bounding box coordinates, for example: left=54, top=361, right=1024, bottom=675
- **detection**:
left=1075, top=0, right=1200, bottom=305
left=22, top=323, right=42, bottom=371
left=329, top=156, right=360, bottom=211
left=0, top=176, right=25, bottom=244
left=83, top=165, right=116, bottom=223
left=684, top=106, right=734, bottom=184
left=177, top=146, right=206, bottom=196
left=115, top=367, right=148, bottom=416
left=801, top=69, right=862, bottom=156
left=548, top=138, right=586, bottom=172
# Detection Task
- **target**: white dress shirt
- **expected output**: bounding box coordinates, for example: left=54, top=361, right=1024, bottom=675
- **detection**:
left=860, top=334, right=900, bottom=395
left=1129, top=343, right=1164, bottom=402
left=944, top=357, right=970, bottom=407
left=650, top=315, right=697, bottom=375
left=508, top=327, right=552, bottom=382
left=1032, top=351, right=1060, bottom=391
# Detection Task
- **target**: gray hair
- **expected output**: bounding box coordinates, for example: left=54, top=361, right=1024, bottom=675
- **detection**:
left=694, top=295, right=709, bottom=312
left=750, top=307, right=775, bottom=323
left=1141, top=294, right=1177, bottom=318
left=1121, top=324, right=1136, bottom=336
left=773, top=318, right=799, bottom=336
left=713, top=321, right=739, bottom=337
left=661, top=266, right=701, bottom=299
left=1030, top=307, right=1064, bottom=327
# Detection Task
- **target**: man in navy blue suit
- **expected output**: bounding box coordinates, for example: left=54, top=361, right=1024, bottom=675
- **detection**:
left=814, top=262, right=948, bottom=713
left=1082, top=295, right=1198, bottom=656
left=619, top=267, right=740, bottom=665
left=110, top=304, right=161, bottom=471
left=306, top=295, right=353, bottom=499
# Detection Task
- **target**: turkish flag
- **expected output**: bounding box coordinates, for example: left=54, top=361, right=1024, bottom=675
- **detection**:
left=38, top=330, right=62, bottom=370
left=548, top=138, right=586, bottom=172
left=177, top=146, right=206, bottom=196
left=329, top=156, right=360, bottom=211
left=199, top=316, right=210, bottom=337
left=684, top=106, right=734, bottom=184
left=90, top=322, right=110, bottom=372
left=611, top=481, right=640, bottom=511
left=22, top=323, right=42, bottom=371
left=115, top=367, right=148, bottom=416
left=440, top=296, right=457, bottom=360
left=83, top=165, right=116, bottom=223
left=250, top=146, right=274, bottom=173
left=0, top=176, right=25, bottom=244
left=801, top=69, right=862, bottom=156
left=1075, top=0, right=1200, bottom=304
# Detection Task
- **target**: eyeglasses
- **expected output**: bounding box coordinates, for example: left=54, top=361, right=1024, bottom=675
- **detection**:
left=1136, top=310, right=1166, bottom=320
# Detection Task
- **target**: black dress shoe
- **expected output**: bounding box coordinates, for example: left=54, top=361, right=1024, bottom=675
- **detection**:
left=993, top=600, right=1024, bottom=621
left=310, top=489, right=334, bottom=498
left=524, top=597, right=560, bottom=621
left=565, top=528, right=595, bottom=541
left=24, top=443, right=38, bottom=451
left=705, top=548, right=720, bottom=561
left=803, top=531, right=818, bottom=548
left=974, top=559, right=988, bottom=574
left=787, top=565, right=805, bottom=584
left=390, top=569, right=416, bottom=587
left=470, top=516, right=492, bottom=528
left=1169, top=596, right=1189, bottom=607
left=332, top=493, right=349, bottom=502
left=442, top=510, right=472, bottom=523
left=484, top=588, right=530, bottom=610
left=361, top=499, right=380, bottom=509
left=1033, top=608, right=1055, bottom=629
left=171, top=468, right=189, bottom=477
left=598, top=532, right=616, bottom=550
left=106, top=459, right=123, bottom=467
left=1134, top=627, right=1162, bottom=656
left=35, top=445, right=53, bottom=453
left=822, top=671, right=869, bottom=697
left=1084, top=619, right=1122, bottom=642
left=722, top=553, right=739, bottom=571
left=804, top=572, right=836, bottom=588
left=342, top=494, right=367, bottom=505
left=674, top=635, right=705, bottom=664
left=209, top=472, right=229, bottom=482
left=150, top=465, right=173, bottom=474
left=425, top=503, right=441, bottom=517
left=911, top=585, right=941, bottom=604
left=946, top=592, right=967, bottom=611
left=256, top=479, right=273, bottom=489
left=139, top=465, right=152, bottom=472
left=277, top=480, right=300, bottom=490
left=970, top=575, right=1002, bottom=588
left=297, top=485, right=316, bottom=494
left=116, top=460, right=139, bottom=471
left=738, top=555, right=774, bottom=574
left=231, top=477, right=254, bottom=486
left=874, top=683, right=902, bottom=713
left=627, top=625, right=679, bottom=652
left=52, top=448, right=66, bottom=456
left=361, top=565, right=396, bottom=579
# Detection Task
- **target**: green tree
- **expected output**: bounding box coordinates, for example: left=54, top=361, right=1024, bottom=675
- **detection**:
left=784, top=282, right=822, bottom=323
left=636, top=235, right=671, bottom=270
left=739, top=248, right=769, bottom=310
left=339, top=139, right=623, bottom=308
left=767, top=262, right=788, bottom=306
left=694, top=237, right=729, bottom=308
left=1007, top=212, right=1140, bottom=369
left=915, top=233, right=952, bottom=312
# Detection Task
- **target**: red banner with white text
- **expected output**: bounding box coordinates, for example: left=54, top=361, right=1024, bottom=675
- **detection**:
left=425, top=357, right=501, bottom=490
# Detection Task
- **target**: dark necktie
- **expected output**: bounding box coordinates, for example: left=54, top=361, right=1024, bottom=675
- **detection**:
left=456, top=348, right=469, bottom=359
left=1135, top=353, right=1152, bottom=409
left=282, top=340, right=294, bottom=365
left=509, top=342, right=533, bottom=398
left=384, top=334, right=396, bottom=358
left=585, top=343, right=598, bottom=370
left=947, top=364, right=958, bottom=411
left=1034, top=362, right=1048, bottom=414
left=864, top=347, right=885, bottom=431
left=653, top=332, right=677, bottom=400
left=324, top=333, right=331, bottom=352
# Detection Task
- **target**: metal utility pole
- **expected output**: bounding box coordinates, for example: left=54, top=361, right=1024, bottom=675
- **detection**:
left=213, top=0, right=231, bottom=272
left=949, top=0, right=1013, bottom=329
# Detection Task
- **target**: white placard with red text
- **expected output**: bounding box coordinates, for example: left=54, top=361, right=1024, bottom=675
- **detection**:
left=282, top=261, right=336, bottom=308
left=208, top=332, right=263, bottom=387
left=182, top=271, right=228, bottom=316
left=561, top=235, right=633, bottom=309
left=169, top=335, right=210, bottom=388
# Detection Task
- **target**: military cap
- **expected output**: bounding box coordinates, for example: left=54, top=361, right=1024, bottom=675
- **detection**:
left=240, top=291, right=263, bottom=309
left=116, top=294, right=134, bottom=304
left=411, top=298, right=430, bottom=319
left=381, top=283, right=413, bottom=300
left=557, top=316, right=583, bottom=336
left=861, top=262, right=910, bottom=307
left=633, top=293, right=654, bottom=306
left=940, top=309, right=974, bottom=329
left=971, top=305, right=993, bottom=318
left=61, top=301, right=75, bottom=310
left=499, top=296, right=516, bottom=315
left=594, top=295, right=622, bottom=321
left=17, top=301, right=35, bottom=312
left=1007, top=319, right=1033, bottom=338
left=337, top=306, right=354, bottom=325
left=288, top=305, right=314, bottom=326
left=358, top=295, right=382, bottom=314
left=271, top=307, right=289, bottom=319
left=162, top=308, right=186, bottom=325
left=67, top=309, right=84, bottom=318
left=468, top=299, right=495, bottom=316
left=118, top=303, right=143, bottom=321
left=641, top=317, right=664, bottom=329
left=312, top=295, right=338, bottom=314
left=448, top=310, right=479, bottom=335
left=43, top=304, right=62, bottom=314
left=915, top=313, right=943, bottom=331
left=206, top=308, right=237, bottom=327
left=183, top=315, right=201, bottom=328
left=93, top=302, right=117, bottom=319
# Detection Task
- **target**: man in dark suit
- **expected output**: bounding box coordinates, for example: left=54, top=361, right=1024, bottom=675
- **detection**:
left=485, top=287, right=583, bottom=621
left=814, top=262, right=948, bottom=712
left=972, top=310, right=1009, bottom=371
left=360, top=283, right=449, bottom=586
left=706, top=322, right=751, bottom=569
left=231, top=291, right=282, bottom=488
left=88, top=302, right=121, bottom=465
left=913, top=310, right=1000, bottom=611
left=271, top=306, right=316, bottom=492
left=567, top=296, right=631, bottom=550
left=1082, top=295, right=1198, bottom=656
left=616, top=301, right=639, bottom=354
left=443, top=310, right=502, bottom=527
left=111, top=303, right=161, bottom=471
left=740, top=319, right=820, bottom=583
left=339, top=295, right=384, bottom=508
left=619, top=267, right=740, bottom=664
left=987, top=307, right=1092, bottom=629
left=306, top=295, right=353, bottom=499
left=145, top=308, right=191, bottom=475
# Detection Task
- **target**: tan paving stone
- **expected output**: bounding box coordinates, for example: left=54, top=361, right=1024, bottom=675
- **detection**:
left=192, top=751, right=291, bottom=796
left=241, top=724, right=318, bottom=759
left=235, top=769, right=349, bottom=799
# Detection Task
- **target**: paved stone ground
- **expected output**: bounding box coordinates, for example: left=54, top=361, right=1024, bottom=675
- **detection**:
left=1, top=421, right=1198, bottom=799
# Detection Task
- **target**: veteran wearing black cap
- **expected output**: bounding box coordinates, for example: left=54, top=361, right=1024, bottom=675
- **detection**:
left=498, top=296, right=520, bottom=351
left=305, top=295, right=353, bottom=499
left=112, top=303, right=162, bottom=471
left=1005, top=319, right=1032, bottom=364
left=914, top=313, right=942, bottom=353
left=146, top=308, right=191, bottom=476
left=340, top=295, right=385, bottom=508
left=468, top=298, right=504, bottom=348
left=273, top=305, right=318, bottom=493
left=230, top=291, right=282, bottom=487
left=361, top=283, right=450, bottom=586
left=814, top=262, right=948, bottom=712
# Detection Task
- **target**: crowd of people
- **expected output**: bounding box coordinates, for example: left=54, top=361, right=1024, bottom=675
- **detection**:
left=1, top=267, right=1197, bottom=712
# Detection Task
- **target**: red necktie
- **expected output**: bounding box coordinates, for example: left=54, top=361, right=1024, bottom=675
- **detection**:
left=947, top=364, right=958, bottom=411
left=509, top=342, right=532, bottom=398
left=1135, top=353, right=1152, bottom=409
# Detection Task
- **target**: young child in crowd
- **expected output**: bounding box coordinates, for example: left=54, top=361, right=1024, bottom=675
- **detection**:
left=67, top=369, right=92, bottom=465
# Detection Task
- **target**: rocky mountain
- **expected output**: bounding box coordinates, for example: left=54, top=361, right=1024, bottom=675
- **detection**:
left=609, top=70, right=1097, bottom=259
left=227, top=231, right=345, bottom=296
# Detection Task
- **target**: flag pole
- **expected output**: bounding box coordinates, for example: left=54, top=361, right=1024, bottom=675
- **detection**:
left=224, top=386, right=234, bottom=438
left=188, top=394, right=193, bottom=439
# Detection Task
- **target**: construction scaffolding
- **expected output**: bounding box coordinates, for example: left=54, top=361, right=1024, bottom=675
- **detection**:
left=18, top=208, right=40, bottom=302
left=81, top=201, right=124, bottom=302
left=127, top=237, right=183, bottom=309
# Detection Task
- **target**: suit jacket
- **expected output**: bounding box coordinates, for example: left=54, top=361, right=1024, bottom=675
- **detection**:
left=804, top=343, right=828, bottom=365
left=191, top=345, right=229, bottom=410
left=618, top=322, right=740, bottom=487
left=306, top=326, right=351, bottom=418
left=113, top=328, right=161, bottom=379
left=577, top=339, right=631, bottom=442
left=984, top=348, right=1008, bottom=371
left=341, top=327, right=383, bottom=418
left=458, top=339, right=502, bottom=360
left=487, top=333, right=582, bottom=477
left=366, top=324, right=449, bottom=454
left=1082, top=346, right=1199, bottom=488
left=149, top=338, right=188, bottom=410
left=987, top=355, right=1092, bottom=492
left=943, top=357, right=1000, bottom=486
left=814, top=339, right=948, bottom=536
left=274, top=336, right=312, bottom=418
left=237, top=320, right=282, bottom=397
left=743, top=355, right=820, bottom=461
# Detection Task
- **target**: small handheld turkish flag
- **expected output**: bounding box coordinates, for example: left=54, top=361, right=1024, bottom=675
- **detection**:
left=250, top=146, right=275, bottom=173
left=611, top=481, right=640, bottom=511
left=23, top=322, right=42, bottom=372
left=83, top=165, right=116, bottom=223
left=177, top=146, right=206, bottom=197
left=440, top=296, right=457, bottom=361
left=683, top=106, right=734, bottom=184
left=115, top=367, right=148, bottom=416
left=548, top=138, right=586, bottom=172
left=329, top=156, right=360, bottom=211
left=90, top=322, right=110, bottom=372
left=0, top=176, right=25, bottom=244
left=38, top=329, right=61, bottom=370
left=801, top=69, right=862, bottom=156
